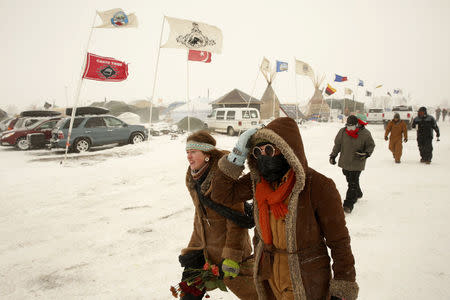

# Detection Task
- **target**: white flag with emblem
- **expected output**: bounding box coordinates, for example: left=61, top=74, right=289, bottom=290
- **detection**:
left=95, top=8, right=138, bottom=28
left=161, top=16, right=223, bottom=54
left=295, top=59, right=315, bottom=81
left=260, top=57, right=270, bottom=73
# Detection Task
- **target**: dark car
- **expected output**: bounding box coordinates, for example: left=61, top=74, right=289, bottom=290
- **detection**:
left=0, top=117, right=61, bottom=150
left=50, top=115, right=148, bottom=152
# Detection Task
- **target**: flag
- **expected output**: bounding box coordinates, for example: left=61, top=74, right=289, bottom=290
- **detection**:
left=295, top=59, right=315, bottom=80
left=387, top=91, right=392, bottom=96
left=394, top=89, right=402, bottom=94
left=345, top=88, right=353, bottom=95
left=161, top=16, right=223, bottom=54
left=358, top=79, right=364, bottom=87
left=366, top=91, right=372, bottom=97
left=82, top=53, right=128, bottom=82
left=95, top=9, right=138, bottom=28
left=375, top=84, right=383, bottom=89
left=260, top=57, right=270, bottom=73
left=276, top=61, right=288, bottom=72
left=334, top=74, right=348, bottom=82
left=188, top=50, right=212, bottom=63
left=325, top=84, right=336, bottom=96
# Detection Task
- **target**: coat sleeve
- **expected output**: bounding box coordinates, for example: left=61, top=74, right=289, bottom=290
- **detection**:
left=411, top=117, right=418, bottom=128
left=432, top=117, right=440, bottom=137
left=384, top=121, right=392, bottom=138
left=364, top=130, right=376, bottom=156
left=402, top=122, right=408, bottom=140
left=315, top=176, right=359, bottom=300
left=221, top=202, right=250, bottom=262
left=330, top=129, right=343, bottom=158
left=211, top=155, right=253, bottom=206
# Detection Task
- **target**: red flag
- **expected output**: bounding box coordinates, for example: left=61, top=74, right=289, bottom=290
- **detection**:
left=82, top=53, right=128, bottom=82
left=188, top=50, right=212, bottom=63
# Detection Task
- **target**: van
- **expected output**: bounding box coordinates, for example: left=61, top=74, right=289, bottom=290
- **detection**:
left=204, top=108, right=260, bottom=135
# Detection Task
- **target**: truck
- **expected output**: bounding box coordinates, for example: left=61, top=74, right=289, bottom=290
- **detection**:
left=366, top=108, right=384, bottom=124
left=383, top=105, right=414, bottom=130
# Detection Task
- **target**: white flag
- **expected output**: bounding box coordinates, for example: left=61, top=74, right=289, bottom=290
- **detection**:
left=345, top=88, right=353, bottom=95
left=260, top=57, right=270, bottom=73
left=95, top=8, right=138, bottom=28
left=295, top=59, right=315, bottom=80
left=161, top=17, right=223, bottom=54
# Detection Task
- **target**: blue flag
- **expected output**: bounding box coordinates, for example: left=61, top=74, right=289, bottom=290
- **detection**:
left=358, top=79, right=364, bottom=87
left=276, top=61, right=288, bottom=72
left=334, top=74, right=348, bottom=82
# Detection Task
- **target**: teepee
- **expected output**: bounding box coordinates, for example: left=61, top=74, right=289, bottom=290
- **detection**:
left=305, top=74, right=330, bottom=119
left=259, top=58, right=281, bottom=120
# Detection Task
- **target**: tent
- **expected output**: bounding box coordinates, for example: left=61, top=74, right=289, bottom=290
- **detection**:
left=304, top=75, right=330, bottom=119
left=211, top=89, right=260, bottom=110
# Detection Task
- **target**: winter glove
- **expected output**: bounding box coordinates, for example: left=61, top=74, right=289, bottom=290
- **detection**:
left=355, top=152, right=369, bottom=160
left=221, top=259, right=240, bottom=278
left=329, top=156, right=336, bottom=165
left=437, top=137, right=440, bottom=142
left=404, top=138, right=408, bottom=143
left=384, top=136, right=388, bottom=141
left=227, top=127, right=259, bottom=166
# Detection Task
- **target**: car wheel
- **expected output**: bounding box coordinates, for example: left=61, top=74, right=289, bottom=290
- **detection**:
left=227, top=126, right=235, bottom=136
left=15, top=137, right=30, bottom=150
left=130, top=132, right=144, bottom=144
left=74, top=138, right=91, bottom=153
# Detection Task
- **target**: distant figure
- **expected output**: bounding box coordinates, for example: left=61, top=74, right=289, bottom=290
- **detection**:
left=384, top=113, right=408, bottom=163
left=435, top=107, right=441, bottom=121
left=330, top=115, right=375, bottom=213
left=442, top=108, right=448, bottom=121
left=411, top=107, right=440, bottom=164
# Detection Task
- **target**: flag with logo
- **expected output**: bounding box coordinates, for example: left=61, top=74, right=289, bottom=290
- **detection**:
left=295, top=59, right=315, bottom=81
left=260, top=57, right=270, bottom=73
left=366, top=90, right=372, bottom=97
left=325, top=84, right=336, bottom=96
left=334, top=74, right=348, bottom=82
left=358, top=79, right=364, bottom=87
left=82, top=53, right=128, bottom=82
left=375, top=84, right=383, bottom=89
left=95, top=9, right=138, bottom=28
left=345, top=88, right=353, bottom=95
left=276, top=61, right=288, bottom=72
left=188, top=50, right=212, bottom=63
left=394, top=89, right=402, bottom=94
left=161, top=16, right=223, bottom=54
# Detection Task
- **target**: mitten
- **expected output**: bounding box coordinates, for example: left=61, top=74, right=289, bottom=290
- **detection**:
left=329, top=156, right=336, bottom=165
left=221, top=259, right=240, bottom=278
left=227, top=127, right=259, bottom=166
left=384, top=136, right=388, bottom=141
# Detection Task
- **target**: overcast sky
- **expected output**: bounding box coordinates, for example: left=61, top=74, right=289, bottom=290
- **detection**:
left=1, top=0, right=449, bottom=111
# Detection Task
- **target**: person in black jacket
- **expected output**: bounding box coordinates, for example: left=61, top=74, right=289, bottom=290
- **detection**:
left=411, top=107, right=440, bottom=164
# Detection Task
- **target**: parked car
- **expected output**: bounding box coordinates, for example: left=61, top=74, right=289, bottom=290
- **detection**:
left=204, top=107, right=260, bottom=135
left=366, top=108, right=384, bottom=124
left=50, top=115, right=149, bottom=152
left=383, top=105, right=414, bottom=130
left=0, top=117, right=62, bottom=150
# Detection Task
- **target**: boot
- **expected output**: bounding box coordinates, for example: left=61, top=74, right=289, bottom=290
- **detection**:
left=395, top=160, right=401, bottom=164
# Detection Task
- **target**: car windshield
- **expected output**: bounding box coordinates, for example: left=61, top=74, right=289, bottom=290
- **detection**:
left=393, top=106, right=412, bottom=111
left=369, top=109, right=383, bottom=113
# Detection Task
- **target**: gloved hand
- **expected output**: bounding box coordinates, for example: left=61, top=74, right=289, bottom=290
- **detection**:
left=330, top=296, right=344, bottom=300
left=227, top=127, right=259, bottom=166
left=437, top=137, right=440, bottom=142
left=404, top=138, right=408, bottom=143
left=221, top=259, right=240, bottom=278
left=355, top=152, right=369, bottom=160
left=384, top=136, right=388, bottom=141
left=329, top=156, right=336, bottom=165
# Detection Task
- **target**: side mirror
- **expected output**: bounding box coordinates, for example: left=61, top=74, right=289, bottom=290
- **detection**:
left=122, top=123, right=128, bottom=127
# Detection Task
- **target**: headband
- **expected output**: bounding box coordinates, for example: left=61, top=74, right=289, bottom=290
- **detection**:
left=186, top=141, right=215, bottom=152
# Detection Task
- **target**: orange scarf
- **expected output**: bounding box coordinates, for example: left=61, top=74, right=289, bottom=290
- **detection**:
left=255, top=169, right=295, bottom=245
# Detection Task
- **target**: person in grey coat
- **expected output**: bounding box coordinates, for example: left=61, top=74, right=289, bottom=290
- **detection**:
left=329, top=115, right=376, bottom=213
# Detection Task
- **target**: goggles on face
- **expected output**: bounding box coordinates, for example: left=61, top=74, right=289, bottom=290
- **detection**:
left=252, top=144, right=280, bottom=158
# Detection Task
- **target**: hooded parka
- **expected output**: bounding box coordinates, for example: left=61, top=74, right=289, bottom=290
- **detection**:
left=213, top=118, right=359, bottom=300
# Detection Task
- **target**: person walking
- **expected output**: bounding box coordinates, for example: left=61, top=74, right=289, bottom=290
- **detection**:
left=435, top=107, right=441, bottom=121
left=179, top=130, right=258, bottom=300
left=329, top=115, right=375, bottom=213
left=212, top=118, right=359, bottom=300
left=411, top=107, right=440, bottom=164
left=442, top=108, right=448, bottom=121
left=384, top=113, right=408, bottom=163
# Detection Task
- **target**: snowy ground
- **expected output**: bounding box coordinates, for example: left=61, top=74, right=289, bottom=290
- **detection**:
left=1, top=121, right=449, bottom=299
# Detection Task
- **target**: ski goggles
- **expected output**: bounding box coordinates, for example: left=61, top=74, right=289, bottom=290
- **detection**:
left=252, top=144, right=280, bottom=158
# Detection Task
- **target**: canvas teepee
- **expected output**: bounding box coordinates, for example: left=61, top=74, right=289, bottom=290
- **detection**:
left=305, top=74, right=330, bottom=119
left=259, top=58, right=281, bottom=120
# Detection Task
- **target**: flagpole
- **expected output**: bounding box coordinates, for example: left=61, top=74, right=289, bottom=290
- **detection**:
left=238, top=67, right=261, bottom=136
left=149, top=16, right=166, bottom=135
left=294, top=57, right=299, bottom=122
left=186, top=50, right=191, bottom=133
left=61, top=11, right=97, bottom=164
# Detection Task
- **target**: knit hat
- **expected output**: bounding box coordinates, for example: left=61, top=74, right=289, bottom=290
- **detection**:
left=346, top=115, right=358, bottom=126
left=418, top=106, right=427, bottom=113
left=394, top=113, right=400, bottom=119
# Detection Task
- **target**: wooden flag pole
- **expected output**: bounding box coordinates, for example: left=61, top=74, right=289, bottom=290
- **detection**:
left=62, top=11, right=97, bottom=164
left=186, top=50, right=191, bottom=133
left=294, top=57, right=299, bottom=122
left=149, top=16, right=166, bottom=135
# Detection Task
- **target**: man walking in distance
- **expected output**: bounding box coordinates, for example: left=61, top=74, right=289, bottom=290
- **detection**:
left=411, top=107, right=440, bottom=164
left=384, top=113, right=408, bottom=163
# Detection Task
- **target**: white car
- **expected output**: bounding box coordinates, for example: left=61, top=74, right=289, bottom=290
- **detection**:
left=366, top=108, right=384, bottom=124
left=204, top=108, right=260, bottom=135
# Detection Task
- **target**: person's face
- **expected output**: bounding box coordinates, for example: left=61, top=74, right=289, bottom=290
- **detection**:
left=418, top=111, right=425, bottom=118
left=394, top=117, right=399, bottom=122
left=186, top=149, right=208, bottom=170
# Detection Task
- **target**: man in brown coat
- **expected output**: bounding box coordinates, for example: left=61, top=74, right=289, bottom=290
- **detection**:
left=213, top=118, right=358, bottom=300
left=384, top=113, right=408, bottom=163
